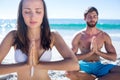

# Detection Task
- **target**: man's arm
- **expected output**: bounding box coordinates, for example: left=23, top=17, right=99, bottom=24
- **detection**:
left=95, top=33, right=117, bottom=61
left=72, top=33, right=94, bottom=60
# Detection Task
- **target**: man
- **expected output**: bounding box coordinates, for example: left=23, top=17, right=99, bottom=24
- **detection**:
left=66, top=7, right=120, bottom=80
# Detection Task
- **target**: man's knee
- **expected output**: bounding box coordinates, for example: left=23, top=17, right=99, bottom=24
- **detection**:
left=110, top=66, right=120, bottom=72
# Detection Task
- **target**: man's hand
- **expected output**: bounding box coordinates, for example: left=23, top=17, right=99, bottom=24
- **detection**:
left=91, top=36, right=98, bottom=53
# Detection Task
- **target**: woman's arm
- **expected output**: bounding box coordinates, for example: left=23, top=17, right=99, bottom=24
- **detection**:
left=0, top=31, right=29, bottom=75
left=0, top=63, right=28, bottom=75
left=0, top=31, right=15, bottom=63
left=36, top=31, right=79, bottom=71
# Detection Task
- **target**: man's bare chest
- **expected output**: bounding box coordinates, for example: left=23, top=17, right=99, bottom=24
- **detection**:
left=79, top=35, right=104, bottom=49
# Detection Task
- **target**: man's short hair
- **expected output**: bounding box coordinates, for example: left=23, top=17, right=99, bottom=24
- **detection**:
left=84, top=7, right=99, bottom=17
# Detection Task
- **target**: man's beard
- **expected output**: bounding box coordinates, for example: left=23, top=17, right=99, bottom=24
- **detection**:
left=87, top=21, right=97, bottom=28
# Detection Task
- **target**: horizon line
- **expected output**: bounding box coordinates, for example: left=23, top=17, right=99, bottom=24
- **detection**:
left=0, top=18, right=120, bottom=20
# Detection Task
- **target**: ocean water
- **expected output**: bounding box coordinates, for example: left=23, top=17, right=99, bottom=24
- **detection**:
left=0, top=19, right=120, bottom=58
left=0, top=19, right=120, bottom=79
left=1, top=19, right=120, bottom=40
left=0, top=19, right=120, bottom=59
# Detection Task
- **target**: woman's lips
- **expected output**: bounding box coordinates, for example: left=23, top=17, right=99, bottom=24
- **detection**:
left=30, top=21, right=37, bottom=25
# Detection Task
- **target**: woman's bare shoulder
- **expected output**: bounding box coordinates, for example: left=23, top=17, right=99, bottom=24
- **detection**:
left=51, top=30, right=59, bottom=35
left=6, top=30, right=17, bottom=38
left=51, top=30, right=65, bottom=43
left=3, top=30, right=17, bottom=42
left=50, top=30, right=62, bottom=39
left=50, top=30, right=60, bottom=47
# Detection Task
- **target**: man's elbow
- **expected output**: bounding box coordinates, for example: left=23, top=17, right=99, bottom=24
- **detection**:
left=112, top=54, right=117, bottom=61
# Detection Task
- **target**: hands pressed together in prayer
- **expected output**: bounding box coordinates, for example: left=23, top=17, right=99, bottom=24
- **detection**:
left=28, top=40, right=39, bottom=77
left=28, top=40, right=39, bottom=66
left=90, top=36, right=100, bottom=55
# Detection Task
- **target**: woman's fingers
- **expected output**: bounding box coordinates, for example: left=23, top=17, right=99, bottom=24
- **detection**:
left=28, top=40, right=39, bottom=66
left=28, top=40, right=35, bottom=65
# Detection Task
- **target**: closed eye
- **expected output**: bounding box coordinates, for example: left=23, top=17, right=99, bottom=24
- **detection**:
left=36, top=11, right=41, bottom=14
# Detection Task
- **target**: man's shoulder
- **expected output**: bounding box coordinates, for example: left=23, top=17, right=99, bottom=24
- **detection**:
left=74, top=30, right=85, bottom=37
left=72, top=30, right=85, bottom=41
left=98, top=30, right=111, bottom=40
left=100, top=30, right=110, bottom=37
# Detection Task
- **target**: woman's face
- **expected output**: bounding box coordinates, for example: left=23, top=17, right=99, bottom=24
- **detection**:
left=22, top=0, right=44, bottom=29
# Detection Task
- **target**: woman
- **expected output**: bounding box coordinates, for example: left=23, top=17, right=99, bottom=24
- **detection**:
left=0, top=0, right=79, bottom=80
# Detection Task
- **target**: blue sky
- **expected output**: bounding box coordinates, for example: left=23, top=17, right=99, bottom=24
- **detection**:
left=0, top=0, right=120, bottom=19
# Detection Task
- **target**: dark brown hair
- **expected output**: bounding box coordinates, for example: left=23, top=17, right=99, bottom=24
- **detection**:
left=14, top=0, right=51, bottom=54
left=84, top=7, right=99, bottom=18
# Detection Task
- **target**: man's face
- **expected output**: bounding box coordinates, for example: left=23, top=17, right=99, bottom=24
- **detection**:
left=84, top=11, right=98, bottom=28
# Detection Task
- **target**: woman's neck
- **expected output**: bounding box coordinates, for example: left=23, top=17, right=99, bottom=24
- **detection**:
left=28, top=28, right=40, bottom=41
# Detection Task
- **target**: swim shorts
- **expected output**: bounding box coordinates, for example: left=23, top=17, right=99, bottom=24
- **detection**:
left=79, top=60, right=115, bottom=77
